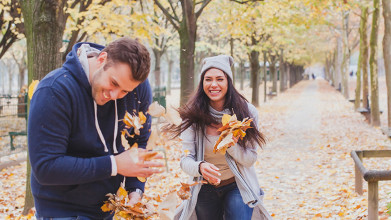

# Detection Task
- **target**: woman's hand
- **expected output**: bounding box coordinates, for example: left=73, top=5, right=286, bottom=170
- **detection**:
left=200, top=162, right=221, bottom=185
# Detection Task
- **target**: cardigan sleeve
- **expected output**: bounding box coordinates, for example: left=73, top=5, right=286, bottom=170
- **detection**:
left=226, top=103, right=260, bottom=167
left=179, top=125, right=203, bottom=177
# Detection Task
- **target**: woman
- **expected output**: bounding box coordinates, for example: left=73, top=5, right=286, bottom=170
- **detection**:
left=170, top=55, right=272, bottom=220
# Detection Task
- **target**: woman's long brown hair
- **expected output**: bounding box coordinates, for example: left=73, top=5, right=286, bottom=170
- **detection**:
left=165, top=70, right=266, bottom=149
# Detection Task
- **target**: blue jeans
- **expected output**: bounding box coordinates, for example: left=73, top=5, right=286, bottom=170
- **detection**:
left=36, top=216, right=112, bottom=220
left=195, top=182, right=253, bottom=220
left=36, top=217, right=91, bottom=220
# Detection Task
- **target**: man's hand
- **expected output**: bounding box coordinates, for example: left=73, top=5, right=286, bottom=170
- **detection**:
left=115, top=149, right=164, bottom=177
left=127, top=191, right=142, bottom=206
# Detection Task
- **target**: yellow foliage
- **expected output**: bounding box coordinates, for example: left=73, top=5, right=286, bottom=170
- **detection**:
left=28, top=80, right=39, bottom=100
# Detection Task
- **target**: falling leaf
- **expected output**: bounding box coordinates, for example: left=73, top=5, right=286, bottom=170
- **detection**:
left=164, top=107, right=182, bottom=126
left=177, top=181, right=207, bottom=200
left=148, top=101, right=165, bottom=117
left=123, top=112, right=145, bottom=136
left=28, top=80, right=39, bottom=100
left=146, top=128, right=159, bottom=150
left=59, top=44, right=67, bottom=53
left=158, top=192, right=178, bottom=220
left=121, top=132, right=131, bottom=150
left=139, top=111, right=147, bottom=124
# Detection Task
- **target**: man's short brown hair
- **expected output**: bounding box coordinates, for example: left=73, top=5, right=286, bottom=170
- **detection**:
left=101, top=37, right=150, bottom=82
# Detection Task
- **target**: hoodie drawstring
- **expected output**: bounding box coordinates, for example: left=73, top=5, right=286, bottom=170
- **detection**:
left=94, top=100, right=118, bottom=153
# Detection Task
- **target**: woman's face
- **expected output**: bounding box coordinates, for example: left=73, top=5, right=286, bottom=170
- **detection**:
left=203, top=68, right=228, bottom=106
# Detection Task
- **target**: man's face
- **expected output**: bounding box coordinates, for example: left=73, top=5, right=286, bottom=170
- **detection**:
left=90, top=54, right=140, bottom=105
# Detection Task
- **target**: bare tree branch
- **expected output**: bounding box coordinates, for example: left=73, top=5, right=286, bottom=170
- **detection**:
left=195, top=0, right=211, bottom=20
left=167, top=0, right=180, bottom=23
left=154, top=0, right=180, bottom=30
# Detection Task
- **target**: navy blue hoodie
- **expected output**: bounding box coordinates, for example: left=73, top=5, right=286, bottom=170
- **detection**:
left=28, top=42, right=152, bottom=219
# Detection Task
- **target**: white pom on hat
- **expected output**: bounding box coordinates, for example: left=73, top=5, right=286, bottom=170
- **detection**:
left=200, top=55, right=234, bottom=80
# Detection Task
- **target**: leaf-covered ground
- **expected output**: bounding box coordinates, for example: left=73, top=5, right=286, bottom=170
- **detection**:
left=1, top=78, right=391, bottom=219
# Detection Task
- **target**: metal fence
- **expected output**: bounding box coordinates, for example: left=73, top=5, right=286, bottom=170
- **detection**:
left=0, top=93, right=28, bottom=155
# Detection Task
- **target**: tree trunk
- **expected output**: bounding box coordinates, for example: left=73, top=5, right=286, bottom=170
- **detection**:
left=239, top=61, right=245, bottom=90
left=178, top=1, right=197, bottom=106
left=331, top=49, right=337, bottom=87
left=279, top=49, right=286, bottom=92
left=249, top=50, right=260, bottom=107
left=263, top=51, right=267, bottom=102
left=369, top=0, right=380, bottom=126
left=286, top=62, right=290, bottom=88
left=341, top=10, right=350, bottom=99
left=355, top=6, right=368, bottom=110
left=166, top=56, right=173, bottom=95
left=8, top=69, right=12, bottom=94
left=152, top=48, right=162, bottom=88
left=362, top=11, right=370, bottom=109
left=270, top=56, right=277, bottom=94
left=335, top=38, right=343, bottom=91
left=20, top=0, right=67, bottom=214
left=383, top=0, right=391, bottom=128
left=18, top=65, right=26, bottom=91
left=230, top=37, right=235, bottom=84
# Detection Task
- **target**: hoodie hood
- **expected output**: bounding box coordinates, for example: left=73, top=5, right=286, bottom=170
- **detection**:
left=63, top=42, right=118, bottom=153
left=63, top=42, right=105, bottom=95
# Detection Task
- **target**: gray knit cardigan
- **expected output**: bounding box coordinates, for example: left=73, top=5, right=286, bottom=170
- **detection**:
left=174, top=103, right=272, bottom=220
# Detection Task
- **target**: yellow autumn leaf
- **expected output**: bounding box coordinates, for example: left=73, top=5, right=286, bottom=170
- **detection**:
left=139, top=111, right=147, bottom=124
left=101, top=203, right=112, bottom=212
left=222, top=114, right=231, bottom=126
left=117, top=186, right=128, bottom=200
left=123, top=112, right=144, bottom=136
left=137, top=177, right=146, bottom=182
left=28, top=80, right=39, bottom=100
left=232, top=129, right=240, bottom=137
left=215, top=132, right=235, bottom=154
left=121, top=133, right=131, bottom=150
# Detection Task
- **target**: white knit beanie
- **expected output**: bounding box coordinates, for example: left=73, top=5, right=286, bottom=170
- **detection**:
left=200, top=55, right=234, bottom=80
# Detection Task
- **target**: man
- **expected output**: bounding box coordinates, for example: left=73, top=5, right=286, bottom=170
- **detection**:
left=28, top=37, right=162, bottom=219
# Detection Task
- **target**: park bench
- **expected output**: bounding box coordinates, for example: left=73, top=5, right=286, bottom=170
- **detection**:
left=350, top=97, right=383, bottom=123
left=153, top=86, right=166, bottom=108
left=351, top=150, right=391, bottom=220
left=9, top=93, right=28, bottom=150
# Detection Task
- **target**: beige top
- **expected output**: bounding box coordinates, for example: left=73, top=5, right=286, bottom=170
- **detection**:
left=203, top=134, right=234, bottom=180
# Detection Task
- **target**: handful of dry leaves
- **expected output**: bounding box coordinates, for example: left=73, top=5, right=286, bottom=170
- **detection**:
left=101, top=186, right=155, bottom=220
left=213, top=114, right=253, bottom=154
